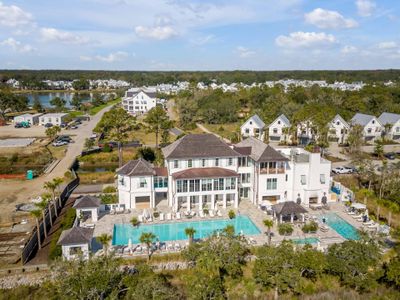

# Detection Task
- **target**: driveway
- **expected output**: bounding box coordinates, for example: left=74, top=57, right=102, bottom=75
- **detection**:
left=0, top=105, right=113, bottom=224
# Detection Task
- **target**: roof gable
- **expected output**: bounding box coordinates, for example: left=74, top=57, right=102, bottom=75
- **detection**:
left=351, top=113, right=381, bottom=127
left=116, top=158, right=155, bottom=176
left=241, top=114, right=266, bottom=129
left=235, top=137, right=288, bottom=162
left=57, top=227, right=94, bottom=245
left=73, top=195, right=100, bottom=209
left=269, top=114, right=291, bottom=127
left=162, top=134, right=241, bottom=159
left=331, top=114, right=349, bottom=128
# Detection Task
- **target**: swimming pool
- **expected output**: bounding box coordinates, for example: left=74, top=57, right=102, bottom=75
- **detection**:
left=292, top=237, right=320, bottom=244
left=112, top=215, right=261, bottom=245
left=319, top=213, right=359, bottom=240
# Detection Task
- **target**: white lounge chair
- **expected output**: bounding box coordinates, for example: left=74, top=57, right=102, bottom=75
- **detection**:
left=347, top=211, right=355, bottom=215
left=176, top=212, right=181, bottom=220
left=352, top=214, right=362, bottom=219
left=209, top=210, right=215, bottom=217
left=217, top=210, right=223, bottom=217
left=166, top=213, right=172, bottom=220
left=167, top=243, right=174, bottom=252
left=138, top=215, right=143, bottom=222
left=199, top=211, right=205, bottom=218
left=159, top=213, right=165, bottom=221
left=363, top=221, right=374, bottom=226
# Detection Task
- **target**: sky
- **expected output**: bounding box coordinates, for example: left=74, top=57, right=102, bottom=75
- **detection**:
left=0, top=0, right=399, bottom=70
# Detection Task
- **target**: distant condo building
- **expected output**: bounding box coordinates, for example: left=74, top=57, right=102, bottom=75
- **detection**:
left=122, top=87, right=158, bottom=115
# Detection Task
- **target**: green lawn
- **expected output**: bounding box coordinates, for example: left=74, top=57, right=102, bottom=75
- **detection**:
left=202, top=123, right=240, bottom=140
left=89, top=98, right=121, bottom=115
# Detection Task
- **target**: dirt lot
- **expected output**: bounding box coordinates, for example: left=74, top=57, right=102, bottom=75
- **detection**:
left=0, top=124, right=47, bottom=138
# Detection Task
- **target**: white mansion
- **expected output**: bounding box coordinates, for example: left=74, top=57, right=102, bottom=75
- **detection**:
left=117, top=134, right=332, bottom=211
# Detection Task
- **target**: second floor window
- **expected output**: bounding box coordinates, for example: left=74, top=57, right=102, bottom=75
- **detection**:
left=139, top=177, right=147, bottom=188
left=228, top=158, right=233, bottom=166
left=188, top=159, right=192, bottom=168
left=215, top=158, right=219, bottom=166
left=320, top=174, right=326, bottom=184
left=301, top=175, right=306, bottom=185
left=266, top=178, right=277, bottom=190
left=174, top=160, right=179, bottom=168
left=202, top=159, right=206, bottom=167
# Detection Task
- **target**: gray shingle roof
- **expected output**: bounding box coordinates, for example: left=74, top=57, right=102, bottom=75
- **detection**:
left=272, top=201, right=308, bottom=215
left=269, top=114, right=291, bottom=127
left=235, top=137, right=289, bottom=162
left=73, top=195, right=100, bottom=209
left=351, top=113, right=377, bottom=127
left=242, top=114, right=265, bottom=129
left=331, top=114, right=349, bottom=128
left=162, top=134, right=241, bottom=159
left=116, top=158, right=155, bottom=176
left=57, top=227, right=94, bottom=245
left=378, top=112, right=400, bottom=125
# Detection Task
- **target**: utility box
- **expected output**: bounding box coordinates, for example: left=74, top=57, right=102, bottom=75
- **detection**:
left=26, top=170, right=34, bottom=180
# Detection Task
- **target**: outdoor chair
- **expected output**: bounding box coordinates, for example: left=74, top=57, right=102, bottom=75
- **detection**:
left=159, top=213, right=165, bottom=221
left=217, top=210, right=222, bottom=217
left=209, top=210, right=215, bottom=217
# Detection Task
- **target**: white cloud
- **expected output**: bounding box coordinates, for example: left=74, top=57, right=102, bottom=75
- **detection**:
left=236, top=46, right=256, bottom=58
left=378, top=41, right=397, bottom=49
left=276, top=31, right=336, bottom=48
left=0, top=38, right=35, bottom=53
left=305, top=8, right=358, bottom=29
left=95, top=51, right=129, bottom=62
left=40, top=28, right=91, bottom=45
left=341, top=45, right=358, bottom=54
left=134, top=25, right=178, bottom=40
left=79, top=55, right=93, bottom=61
left=0, top=2, right=33, bottom=27
left=356, top=0, right=376, bottom=17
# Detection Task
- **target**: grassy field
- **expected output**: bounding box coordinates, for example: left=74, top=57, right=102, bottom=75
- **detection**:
left=202, top=123, right=240, bottom=140
left=78, top=148, right=138, bottom=164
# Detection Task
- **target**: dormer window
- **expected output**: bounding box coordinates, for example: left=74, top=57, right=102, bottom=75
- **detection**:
left=277, top=121, right=281, bottom=125
left=372, top=120, right=375, bottom=124
left=249, top=121, right=252, bottom=125
left=336, top=121, right=340, bottom=125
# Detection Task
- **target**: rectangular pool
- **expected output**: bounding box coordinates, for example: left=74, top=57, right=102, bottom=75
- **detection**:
left=319, top=213, right=359, bottom=240
left=292, top=237, right=320, bottom=244
left=112, top=215, right=261, bottom=245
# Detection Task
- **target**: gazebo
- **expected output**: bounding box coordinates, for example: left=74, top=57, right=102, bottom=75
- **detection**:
left=272, top=201, right=308, bottom=223
left=73, top=195, right=101, bottom=222
left=57, top=226, right=94, bottom=260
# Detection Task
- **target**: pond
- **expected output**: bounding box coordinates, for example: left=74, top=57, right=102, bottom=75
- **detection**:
left=19, top=92, right=113, bottom=108
left=76, top=164, right=118, bottom=173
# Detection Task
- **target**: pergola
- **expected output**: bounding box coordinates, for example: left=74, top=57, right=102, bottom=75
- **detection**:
left=272, top=201, right=308, bottom=223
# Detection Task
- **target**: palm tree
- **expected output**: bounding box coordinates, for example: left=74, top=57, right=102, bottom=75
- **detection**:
left=35, top=200, right=48, bottom=239
left=184, top=227, right=196, bottom=245
left=223, top=225, right=235, bottom=236
left=52, top=177, right=64, bottom=209
left=30, top=209, right=42, bottom=250
left=263, top=219, right=274, bottom=246
left=42, top=193, right=53, bottom=226
left=96, top=233, right=112, bottom=255
left=139, top=232, right=156, bottom=261
left=359, top=188, right=373, bottom=205
left=43, top=181, right=58, bottom=217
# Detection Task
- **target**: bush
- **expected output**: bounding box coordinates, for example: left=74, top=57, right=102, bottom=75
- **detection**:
left=278, top=223, right=294, bottom=236
left=228, top=210, right=236, bottom=219
left=153, top=211, right=160, bottom=218
left=102, top=186, right=116, bottom=193
left=100, top=194, right=117, bottom=204
left=302, top=221, right=319, bottom=233
left=131, top=216, right=139, bottom=227
left=203, top=208, right=209, bottom=215
left=102, top=144, right=112, bottom=153
left=64, top=170, right=73, bottom=180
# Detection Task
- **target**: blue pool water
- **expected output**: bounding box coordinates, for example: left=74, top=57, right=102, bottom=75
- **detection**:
left=112, top=215, right=260, bottom=245
left=292, top=237, right=320, bottom=244
left=319, top=213, right=359, bottom=240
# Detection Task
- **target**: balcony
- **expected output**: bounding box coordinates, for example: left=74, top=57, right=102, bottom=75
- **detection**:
left=260, top=168, right=285, bottom=175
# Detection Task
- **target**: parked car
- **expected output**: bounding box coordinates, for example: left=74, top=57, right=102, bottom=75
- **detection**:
left=384, top=152, right=396, bottom=160
left=332, top=166, right=354, bottom=174
left=60, top=123, right=67, bottom=128
left=52, top=140, right=68, bottom=147
left=44, top=123, right=53, bottom=128
left=90, top=133, right=98, bottom=139
left=70, top=125, right=78, bottom=129
left=56, top=135, right=72, bottom=143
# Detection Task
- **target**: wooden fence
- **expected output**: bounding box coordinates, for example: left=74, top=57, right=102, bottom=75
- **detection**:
left=21, top=163, right=80, bottom=265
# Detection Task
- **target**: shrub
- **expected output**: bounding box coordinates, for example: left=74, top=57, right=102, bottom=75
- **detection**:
left=153, top=211, right=160, bottom=218
left=102, top=144, right=112, bottom=153
left=203, top=208, right=209, bottom=215
left=302, top=221, right=319, bottom=233
left=64, top=170, right=73, bottom=180
left=228, top=210, right=236, bottom=219
left=100, top=194, right=118, bottom=204
left=102, top=186, right=116, bottom=193
left=131, top=217, right=139, bottom=227
left=278, top=223, right=294, bottom=236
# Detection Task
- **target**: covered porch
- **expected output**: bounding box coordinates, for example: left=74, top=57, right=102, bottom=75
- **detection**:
left=272, top=201, right=308, bottom=223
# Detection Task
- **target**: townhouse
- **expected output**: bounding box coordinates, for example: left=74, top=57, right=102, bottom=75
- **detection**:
left=268, top=114, right=291, bottom=143
left=39, top=113, right=68, bottom=126
left=117, top=134, right=332, bottom=211
left=122, top=87, right=157, bottom=115
left=240, top=114, right=266, bottom=141
left=378, top=112, right=400, bottom=141
left=328, top=114, right=350, bottom=144
left=350, top=113, right=382, bottom=141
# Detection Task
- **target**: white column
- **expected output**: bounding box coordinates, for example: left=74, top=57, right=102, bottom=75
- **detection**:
left=174, top=196, right=178, bottom=212
left=199, top=196, right=203, bottom=212
left=290, top=214, right=294, bottom=223
left=223, top=194, right=227, bottom=209
left=92, top=208, right=98, bottom=222
left=279, top=214, right=283, bottom=223
left=211, top=195, right=215, bottom=210
left=187, top=196, right=190, bottom=212
left=234, top=193, right=238, bottom=208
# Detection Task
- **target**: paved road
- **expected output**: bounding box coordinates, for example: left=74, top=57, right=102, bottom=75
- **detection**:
left=0, top=105, right=113, bottom=224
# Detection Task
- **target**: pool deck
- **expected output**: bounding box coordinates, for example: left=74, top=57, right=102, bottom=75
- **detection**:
left=91, top=200, right=367, bottom=254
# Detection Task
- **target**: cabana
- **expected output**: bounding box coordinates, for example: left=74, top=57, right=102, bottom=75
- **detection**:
left=272, top=201, right=308, bottom=223
left=57, top=227, right=94, bottom=260
left=73, top=195, right=101, bottom=222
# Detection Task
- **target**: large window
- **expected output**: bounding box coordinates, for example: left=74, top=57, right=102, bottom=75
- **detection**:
left=154, top=177, right=168, bottom=188
left=238, top=157, right=249, bottom=167
left=213, top=178, right=225, bottom=191
left=228, top=157, right=233, bottom=166
left=189, top=179, right=200, bottom=192
left=301, top=175, right=306, bottom=185
left=266, top=178, right=277, bottom=190
left=174, top=160, right=179, bottom=168
left=187, top=159, right=192, bottom=168
left=225, top=178, right=236, bottom=190
left=320, top=174, right=326, bottom=184
left=215, top=158, right=219, bottom=166
left=240, top=173, right=250, bottom=184
left=201, top=179, right=213, bottom=191
left=177, top=180, right=188, bottom=193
